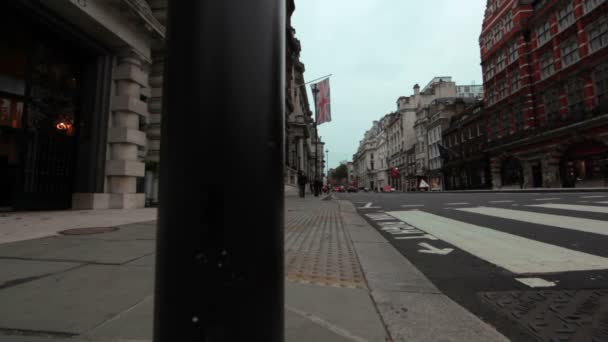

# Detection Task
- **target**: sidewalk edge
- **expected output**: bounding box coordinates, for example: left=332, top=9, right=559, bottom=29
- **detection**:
left=336, top=199, right=510, bottom=342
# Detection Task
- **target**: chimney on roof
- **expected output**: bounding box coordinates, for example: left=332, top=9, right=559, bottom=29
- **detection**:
left=414, top=84, right=420, bottom=96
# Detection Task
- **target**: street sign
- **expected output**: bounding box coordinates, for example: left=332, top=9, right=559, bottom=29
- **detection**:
left=419, top=179, right=429, bottom=189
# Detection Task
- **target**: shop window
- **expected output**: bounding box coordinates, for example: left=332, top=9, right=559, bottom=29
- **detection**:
left=561, top=37, right=580, bottom=67
left=540, top=53, right=555, bottom=79
left=501, top=156, right=523, bottom=187
left=557, top=2, right=575, bottom=31
left=566, top=78, right=585, bottom=115
left=587, top=14, right=608, bottom=53
left=537, top=21, right=552, bottom=46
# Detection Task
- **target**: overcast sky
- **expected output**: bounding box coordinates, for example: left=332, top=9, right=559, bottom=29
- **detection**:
left=292, top=0, right=487, bottom=167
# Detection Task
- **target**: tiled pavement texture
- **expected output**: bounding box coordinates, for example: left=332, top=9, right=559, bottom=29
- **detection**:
left=285, top=197, right=366, bottom=289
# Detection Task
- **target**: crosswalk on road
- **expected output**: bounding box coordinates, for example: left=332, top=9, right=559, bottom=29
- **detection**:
left=379, top=203, right=608, bottom=276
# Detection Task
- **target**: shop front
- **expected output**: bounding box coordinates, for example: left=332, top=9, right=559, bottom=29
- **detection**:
left=561, top=141, right=608, bottom=188
left=0, top=3, right=110, bottom=210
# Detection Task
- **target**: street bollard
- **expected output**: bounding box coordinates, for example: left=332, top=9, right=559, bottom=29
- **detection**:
left=154, top=1, right=285, bottom=341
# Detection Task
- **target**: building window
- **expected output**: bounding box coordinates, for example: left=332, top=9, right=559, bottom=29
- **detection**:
left=594, top=63, right=608, bottom=104
left=567, top=78, right=585, bottom=115
left=587, top=15, right=608, bottom=53
left=513, top=102, right=524, bottom=132
left=584, top=0, right=604, bottom=13
left=561, top=38, right=580, bottom=67
left=485, top=35, right=493, bottom=52
left=504, top=10, right=513, bottom=32
left=510, top=71, right=521, bottom=93
left=508, top=42, right=519, bottom=64
left=537, top=21, right=551, bottom=46
left=488, top=86, right=495, bottom=104
left=485, top=63, right=496, bottom=80
left=497, top=79, right=507, bottom=99
left=544, top=88, right=560, bottom=123
left=496, top=51, right=506, bottom=71
left=499, top=111, right=509, bottom=136
left=494, top=22, right=504, bottom=43
left=557, top=2, right=575, bottom=31
left=461, top=131, right=466, bottom=142
left=468, top=127, right=473, bottom=138
left=540, top=53, right=555, bottom=79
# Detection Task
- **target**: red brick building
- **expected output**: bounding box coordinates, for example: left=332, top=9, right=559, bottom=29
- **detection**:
left=480, top=0, right=608, bottom=188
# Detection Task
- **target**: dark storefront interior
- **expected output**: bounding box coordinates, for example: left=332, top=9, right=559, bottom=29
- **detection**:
left=1, top=3, right=111, bottom=210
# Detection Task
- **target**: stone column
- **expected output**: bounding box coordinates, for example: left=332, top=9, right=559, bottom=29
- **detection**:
left=107, top=50, right=150, bottom=209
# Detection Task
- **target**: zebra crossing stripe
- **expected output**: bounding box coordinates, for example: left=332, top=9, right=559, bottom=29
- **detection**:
left=386, top=210, right=608, bottom=275
left=455, top=206, right=608, bottom=237
left=528, top=203, right=608, bottom=214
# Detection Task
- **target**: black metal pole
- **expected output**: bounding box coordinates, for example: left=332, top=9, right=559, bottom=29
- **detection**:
left=154, top=1, right=284, bottom=341
left=312, top=85, right=320, bottom=196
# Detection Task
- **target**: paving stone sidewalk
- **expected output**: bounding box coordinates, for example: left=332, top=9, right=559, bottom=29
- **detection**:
left=0, top=196, right=389, bottom=342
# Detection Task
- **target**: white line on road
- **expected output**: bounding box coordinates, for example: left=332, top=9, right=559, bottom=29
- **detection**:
left=358, top=202, right=380, bottom=209
left=445, top=202, right=471, bottom=205
left=515, top=278, right=557, bottom=288
left=533, top=198, right=561, bottom=201
left=455, top=206, right=608, bottom=236
left=528, top=203, right=608, bottom=214
left=401, top=204, right=425, bottom=207
left=386, top=210, right=608, bottom=274
left=581, top=195, right=607, bottom=199
left=596, top=201, right=608, bottom=204
left=489, top=200, right=514, bottom=203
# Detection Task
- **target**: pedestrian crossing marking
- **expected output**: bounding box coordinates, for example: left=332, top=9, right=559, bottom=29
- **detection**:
left=489, top=200, right=514, bottom=203
left=386, top=210, right=608, bottom=274
left=528, top=203, right=608, bottom=214
left=534, top=198, right=561, bottom=201
left=581, top=195, right=607, bottom=199
left=455, top=206, right=608, bottom=237
left=597, top=201, right=608, bottom=204
left=515, top=278, right=556, bottom=288
left=445, top=202, right=470, bottom=205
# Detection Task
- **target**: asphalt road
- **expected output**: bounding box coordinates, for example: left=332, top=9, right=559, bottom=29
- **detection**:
left=337, top=191, right=608, bottom=342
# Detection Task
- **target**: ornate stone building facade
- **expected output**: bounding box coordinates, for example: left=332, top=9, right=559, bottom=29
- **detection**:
left=481, top=0, right=608, bottom=189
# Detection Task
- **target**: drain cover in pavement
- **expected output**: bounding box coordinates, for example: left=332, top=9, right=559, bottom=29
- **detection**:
left=480, top=289, right=608, bottom=341
left=58, top=226, right=119, bottom=235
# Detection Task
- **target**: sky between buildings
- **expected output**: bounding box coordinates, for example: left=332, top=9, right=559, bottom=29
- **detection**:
left=292, top=0, right=487, bottom=167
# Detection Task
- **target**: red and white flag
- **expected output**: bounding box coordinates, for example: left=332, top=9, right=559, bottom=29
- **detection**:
left=311, top=78, right=331, bottom=125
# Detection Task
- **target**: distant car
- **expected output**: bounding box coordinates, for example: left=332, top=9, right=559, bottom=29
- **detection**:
left=347, top=186, right=358, bottom=193
left=332, top=186, right=341, bottom=192
left=382, top=185, right=395, bottom=192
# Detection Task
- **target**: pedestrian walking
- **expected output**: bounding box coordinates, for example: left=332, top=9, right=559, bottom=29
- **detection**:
left=297, top=171, right=307, bottom=198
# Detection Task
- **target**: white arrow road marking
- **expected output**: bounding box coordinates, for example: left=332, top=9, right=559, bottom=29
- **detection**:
left=386, top=210, right=608, bottom=274
left=418, top=242, right=453, bottom=255
left=456, top=206, right=608, bottom=236
left=515, top=277, right=556, bottom=288
left=358, top=202, right=380, bottom=209
left=528, top=203, right=608, bottom=214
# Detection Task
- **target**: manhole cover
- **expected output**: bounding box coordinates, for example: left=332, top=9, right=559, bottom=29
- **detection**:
left=59, top=226, right=119, bottom=235
left=480, top=289, right=608, bottom=341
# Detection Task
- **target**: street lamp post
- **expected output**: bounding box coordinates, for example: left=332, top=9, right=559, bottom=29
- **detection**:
left=155, top=1, right=284, bottom=341
left=311, top=85, right=320, bottom=196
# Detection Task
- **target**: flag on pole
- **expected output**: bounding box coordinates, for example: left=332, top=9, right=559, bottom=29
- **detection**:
left=311, top=78, right=331, bottom=125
